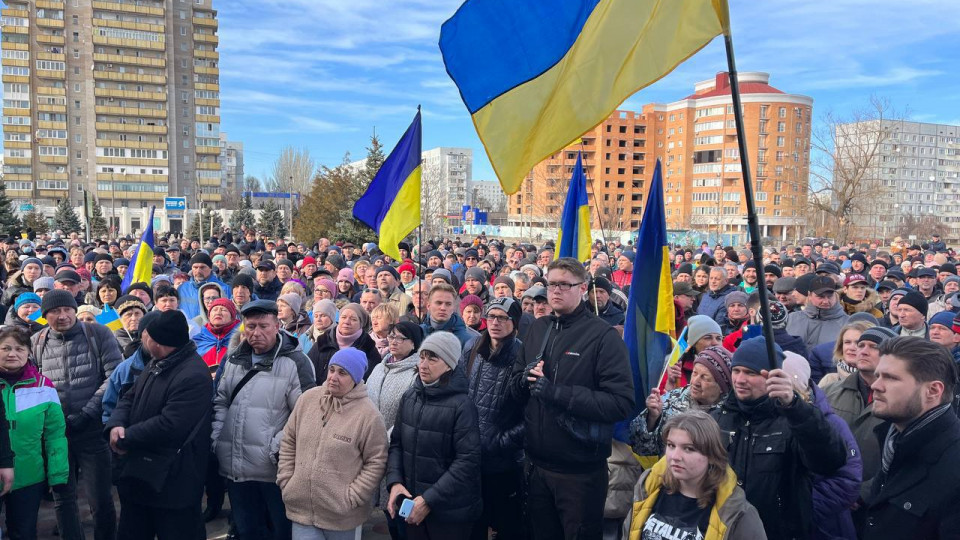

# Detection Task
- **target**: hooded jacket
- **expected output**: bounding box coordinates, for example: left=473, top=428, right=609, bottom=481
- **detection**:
left=785, top=302, right=850, bottom=352
left=697, top=284, right=737, bottom=327
left=2, top=304, right=44, bottom=334
left=194, top=319, right=241, bottom=375
left=211, top=332, right=313, bottom=483
left=385, top=368, right=482, bottom=524
left=711, top=392, right=847, bottom=540
left=841, top=288, right=884, bottom=318
left=105, top=342, right=212, bottom=507
left=625, top=458, right=767, bottom=540
left=277, top=381, right=388, bottom=531
left=101, top=347, right=148, bottom=424
left=178, top=273, right=231, bottom=320
left=460, top=332, right=525, bottom=474
left=509, top=303, right=635, bottom=473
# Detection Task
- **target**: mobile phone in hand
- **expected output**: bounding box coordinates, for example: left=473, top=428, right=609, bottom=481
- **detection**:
left=399, top=497, right=415, bottom=518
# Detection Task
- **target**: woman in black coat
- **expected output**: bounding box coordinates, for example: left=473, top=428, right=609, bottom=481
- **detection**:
left=307, top=303, right=381, bottom=384
left=385, top=331, right=481, bottom=540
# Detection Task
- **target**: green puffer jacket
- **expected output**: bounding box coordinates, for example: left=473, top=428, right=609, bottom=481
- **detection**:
left=0, top=362, right=69, bottom=490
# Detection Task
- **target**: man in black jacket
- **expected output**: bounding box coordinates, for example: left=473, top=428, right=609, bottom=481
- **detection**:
left=711, top=336, right=847, bottom=540
left=510, top=258, right=635, bottom=540
left=460, top=297, right=525, bottom=540
left=862, top=337, right=960, bottom=539
left=587, top=276, right=624, bottom=327
left=106, top=310, right=212, bottom=539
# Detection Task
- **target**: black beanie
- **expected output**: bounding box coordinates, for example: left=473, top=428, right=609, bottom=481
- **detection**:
left=189, top=252, right=213, bottom=268
left=392, top=321, right=424, bottom=352
left=143, top=310, right=190, bottom=348
left=898, top=290, right=928, bottom=317
left=41, top=289, right=78, bottom=317
left=676, top=263, right=694, bottom=276
left=128, top=282, right=154, bottom=302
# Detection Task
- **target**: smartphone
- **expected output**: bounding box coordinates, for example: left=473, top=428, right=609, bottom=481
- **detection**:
left=398, top=497, right=415, bottom=518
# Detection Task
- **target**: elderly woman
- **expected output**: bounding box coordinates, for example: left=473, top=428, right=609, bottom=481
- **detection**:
left=114, top=295, right=147, bottom=357
left=370, top=304, right=399, bottom=358
left=0, top=327, right=69, bottom=539
left=278, top=348, right=388, bottom=539
left=192, top=282, right=224, bottom=328
left=309, top=299, right=337, bottom=345
left=76, top=305, right=102, bottom=324
left=2, top=292, right=44, bottom=334
left=278, top=293, right=312, bottom=353
left=195, top=298, right=241, bottom=376
left=631, top=346, right=732, bottom=456
left=308, top=303, right=381, bottom=385
left=386, top=331, right=482, bottom=540
left=367, top=321, right=424, bottom=539
left=311, top=278, right=337, bottom=312
left=459, top=294, right=485, bottom=332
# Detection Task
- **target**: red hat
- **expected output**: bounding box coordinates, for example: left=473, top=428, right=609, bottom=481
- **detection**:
left=843, top=274, right=868, bottom=287
left=301, top=256, right=316, bottom=267
left=209, top=298, right=238, bottom=321
left=398, top=262, right=416, bottom=275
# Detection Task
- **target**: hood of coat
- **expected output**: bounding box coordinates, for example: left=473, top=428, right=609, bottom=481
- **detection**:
left=382, top=353, right=419, bottom=373
left=230, top=329, right=303, bottom=369
left=318, top=378, right=369, bottom=408
left=802, top=300, right=847, bottom=321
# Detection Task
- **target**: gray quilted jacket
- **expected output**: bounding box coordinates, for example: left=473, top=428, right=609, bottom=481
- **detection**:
left=32, top=321, right=123, bottom=422
left=211, top=332, right=314, bottom=483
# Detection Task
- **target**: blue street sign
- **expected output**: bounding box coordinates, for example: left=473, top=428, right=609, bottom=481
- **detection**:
left=164, top=197, right=186, bottom=211
left=19, top=204, right=33, bottom=211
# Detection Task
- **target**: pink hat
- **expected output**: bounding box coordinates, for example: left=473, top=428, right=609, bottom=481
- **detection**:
left=337, top=268, right=355, bottom=285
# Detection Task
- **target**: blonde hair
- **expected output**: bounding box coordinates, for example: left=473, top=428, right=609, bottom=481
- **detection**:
left=280, top=281, right=305, bottom=298
left=832, top=320, right=874, bottom=362
left=371, top=303, right=398, bottom=326
left=661, top=411, right=729, bottom=509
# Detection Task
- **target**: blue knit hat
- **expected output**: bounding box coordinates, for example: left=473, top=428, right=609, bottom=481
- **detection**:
left=929, top=311, right=955, bottom=331
left=329, top=347, right=368, bottom=384
left=731, top=336, right=783, bottom=373
left=14, top=292, right=41, bottom=311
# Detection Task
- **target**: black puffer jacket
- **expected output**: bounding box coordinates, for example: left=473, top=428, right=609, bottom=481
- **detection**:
left=254, top=277, right=283, bottom=302
left=307, top=329, right=381, bottom=384
left=385, top=368, right=482, bottom=523
left=711, top=392, right=848, bottom=540
left=2, top=305, right=43, bottom=335
left=509, top=303, right=635, bottom=473
left=104, top=342, right=211, bottom=508
left=460, top=333, right=524, bottom=474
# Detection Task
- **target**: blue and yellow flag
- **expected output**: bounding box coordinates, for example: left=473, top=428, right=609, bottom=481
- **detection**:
left=555, top=151, right=591, bottom=262
left=353, top=110, right=422, bottom=261
left=28, top=309, right=46, bottom=326
left=440, top=0, right=728, bottom=194
left=96, top=304, right=123, bottom=331
left=624, top=159, right=675, bottom=401
left=120, top=206, right=155, bottom=293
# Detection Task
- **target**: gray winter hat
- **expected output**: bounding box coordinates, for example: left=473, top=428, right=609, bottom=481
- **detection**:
left=419, top=331, right=461, bottom=371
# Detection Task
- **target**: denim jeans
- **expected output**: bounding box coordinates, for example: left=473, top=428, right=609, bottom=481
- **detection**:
left=3, top=481, right=46, bottom=540
left=54, top=430, right=117, bottom=540
left=227, top=480, right=291, bottom=540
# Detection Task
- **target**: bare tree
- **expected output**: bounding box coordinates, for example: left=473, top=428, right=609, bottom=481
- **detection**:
left=809, top=96, right=906, bottom=244
left=269, top=146, right=316, bottom=194
left=243, top=175, right=262, bottom=193
left=420, top=157, right=447, bottom=241
left=899, top=214, right=945, bottom=243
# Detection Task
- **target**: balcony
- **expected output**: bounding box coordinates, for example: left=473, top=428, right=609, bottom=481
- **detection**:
left=95, top=138, right=167, bottom=150
left=193, top=49, right=218, bottom=60
left=94, top=105, right=167, bottom=118
left=95, top=122, right=167, bottom=134
left=93, top=70, right=166, bottom=84
left=96, top=190, right=165, bottom=201
left=96, top=173, right=167, bottom=182
left=37, top=120, right=67, bottom=130
left=91, top=1, right=164, bottom=17
left=38, top=155, right=68, bottom=165
left=198, top=176, right=220, bottom=186
left=193, top=33, right=218, bottom=45
left=94, top=53, right=165, bottom=68
left=196, top=161, right=220, bottom=170
left=35, top=0, right=65, bottom=8
left=1, top=74, right=28, bottom=84
left=195, top=66, right=218, bottom=76
left=36, top=69, right=66, bottom=80
left=96, top=157, right=168, bottom=167
left=1, top=9, right=29, bottom=17
left=38, top=189, right=69, bottom=199
left=36, top=34, right=65, bottom=45
left=192, top=16, right=217, bottom=28
left=91, top=34, right=164, bottom=51
left=36, top=18, right=64, bottom=29
left=37, top=103, right=67, bottom=113
left=94, top=87, right=166, bottom=101
left=2, top=26, right=27, bottom=35
left=36, top=86, right=65, bottom=95
left=196, top=145, right=219, bottom=155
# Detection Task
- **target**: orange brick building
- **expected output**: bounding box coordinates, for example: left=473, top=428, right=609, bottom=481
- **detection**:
left=508, top=72, right=813, bottom=244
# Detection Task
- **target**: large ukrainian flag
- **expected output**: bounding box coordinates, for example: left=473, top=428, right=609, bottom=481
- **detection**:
left=555, top=151, right=591, bottom=262
left=120, top=206, right=155, bottom=293
left=440, top=0, right=729, bottom=194
left=353, top=111, right=422, bottom=261
left=624, top=159, right=675, bottom=399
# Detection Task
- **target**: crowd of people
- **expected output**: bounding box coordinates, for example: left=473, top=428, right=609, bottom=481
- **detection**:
left=0, top=227, right=956, bottom=540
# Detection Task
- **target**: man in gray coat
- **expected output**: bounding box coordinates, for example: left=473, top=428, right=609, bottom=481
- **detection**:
left=33, top=289, right=123, bottom=540
left=786, top=275, right=850, bottom=351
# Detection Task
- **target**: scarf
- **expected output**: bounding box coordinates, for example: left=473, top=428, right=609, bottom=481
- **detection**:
left=318, top=390, right=343, bottom=426
left=881, top=402, right=951, bottom=474
left=336, top=326, right=363, bottom=350
left=837, top=360, right=858, bottom=375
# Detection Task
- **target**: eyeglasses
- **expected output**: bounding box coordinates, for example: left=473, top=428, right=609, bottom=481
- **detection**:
left=202, top=296, right=219, bottom=303
left=386, top=334, right=409, bottom=343
left=486, top=314, right=511, bottom=324
left=546, top=281, right=583, bottom=291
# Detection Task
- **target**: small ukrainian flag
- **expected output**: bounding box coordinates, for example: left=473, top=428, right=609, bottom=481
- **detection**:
left=95, top=304, right=123, bottom=332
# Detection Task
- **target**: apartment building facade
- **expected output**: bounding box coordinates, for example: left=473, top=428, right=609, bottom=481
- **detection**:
left=1, top=0, right=220, bottom=233
left=508, top=72, right=813, bottom=245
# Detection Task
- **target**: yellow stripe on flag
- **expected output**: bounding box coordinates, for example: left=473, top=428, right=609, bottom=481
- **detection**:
left=378, top=167, right=422, bottom=261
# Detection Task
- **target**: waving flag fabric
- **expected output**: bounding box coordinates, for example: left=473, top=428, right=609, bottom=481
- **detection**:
left=120, top=206, right=155, bottom=293
left=555, top=151, right=591, bottom=262
left=440, top=0, right=728, bottom=194
left=96, top=304, right=122, bottom=331
left=353, top=110, right=422, bottom=261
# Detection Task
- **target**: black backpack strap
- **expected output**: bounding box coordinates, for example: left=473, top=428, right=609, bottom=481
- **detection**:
left=34, top=327, right=50, bottom=371
left=228, top=368, right=260, bottom=407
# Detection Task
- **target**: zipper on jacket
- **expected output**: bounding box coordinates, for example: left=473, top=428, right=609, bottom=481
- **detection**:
left=411, top=391, right=426, bottom=493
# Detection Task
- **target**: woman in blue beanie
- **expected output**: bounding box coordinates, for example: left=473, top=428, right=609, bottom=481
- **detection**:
left=3, top=292, right=44, bottom=334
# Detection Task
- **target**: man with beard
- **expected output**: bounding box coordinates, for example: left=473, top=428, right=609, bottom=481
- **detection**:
left=177, top=252, right=231, bottom=320
left=254, top=260, right=283, bottom=301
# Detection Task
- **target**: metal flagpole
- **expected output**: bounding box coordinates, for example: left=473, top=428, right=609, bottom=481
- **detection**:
left=723, top=23, right=779, bottom=370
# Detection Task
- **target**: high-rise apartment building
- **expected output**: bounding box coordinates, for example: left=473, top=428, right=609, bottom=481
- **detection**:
left=422, top=147, right=471, bottom=237
left=836, top=120, right=960, bottom=243
left=219, top=132, right=242, bottom=203
left=509, top=72, right=812, bottom=245
left=1, top=0, right=220, bottom=233
left=469, top=179, right=506, bottom=213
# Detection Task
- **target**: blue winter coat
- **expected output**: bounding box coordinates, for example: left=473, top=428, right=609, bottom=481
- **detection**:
left=696, top=284, right=736, bottom=326
left=810, top=384, right=862, bottom=540
left=421, top=313, right=480, bottom=349
left=178, top=274, right=231, bottom=320
left=102, top=348, right=147, bottom=423
left=774, top=329, right=810, bottom=361
left=809, top=341, right=836, bottom=384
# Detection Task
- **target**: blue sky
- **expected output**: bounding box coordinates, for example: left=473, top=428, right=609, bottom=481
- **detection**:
left=218, top=0, right=960, bottom=184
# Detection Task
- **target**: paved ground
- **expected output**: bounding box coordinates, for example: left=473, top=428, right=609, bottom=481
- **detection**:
left=32, top=492, right=394, bottom=539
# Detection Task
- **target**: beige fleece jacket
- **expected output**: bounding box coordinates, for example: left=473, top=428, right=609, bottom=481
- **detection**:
left=277, top=381, right=388, bottom=531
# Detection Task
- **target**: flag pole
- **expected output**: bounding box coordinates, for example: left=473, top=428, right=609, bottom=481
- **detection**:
left=723, top=27, right=779, bottom=370
left=578, top=142, right=608, bottom=247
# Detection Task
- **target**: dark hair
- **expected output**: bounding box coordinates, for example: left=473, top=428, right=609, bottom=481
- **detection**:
left=154, top=284, right=179, bottom=301
left=547, top=257, right=588, bottom=282
left=0, top=326, right=31, bottom=348
left=879, top=336, right=957, bottom=405
left=661, top=411, right=729, bottom=509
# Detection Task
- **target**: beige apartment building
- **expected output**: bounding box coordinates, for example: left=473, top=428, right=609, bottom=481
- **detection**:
left=508, top=72, right=813, bottom=244
left=1, top=0, right=220, bottom=233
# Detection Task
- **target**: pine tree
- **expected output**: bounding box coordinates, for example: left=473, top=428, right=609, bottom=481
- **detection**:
left=0, top=183, right=21, bottom=236
left=187, top=206, right=223, bottom=240
left=88, top=199, right=108, bottom=238
left=53, top=199, right=83, bottom=234
left=257, top=200, right=287, bottom=239
left=229, top=192, right=257, bottom=231
left=22, top=210, right=48, bottom=235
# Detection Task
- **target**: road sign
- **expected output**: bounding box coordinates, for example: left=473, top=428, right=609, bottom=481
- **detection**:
left=19, top=204, right=33, bottom=212
left=164, top=197, right=186, bottom=211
